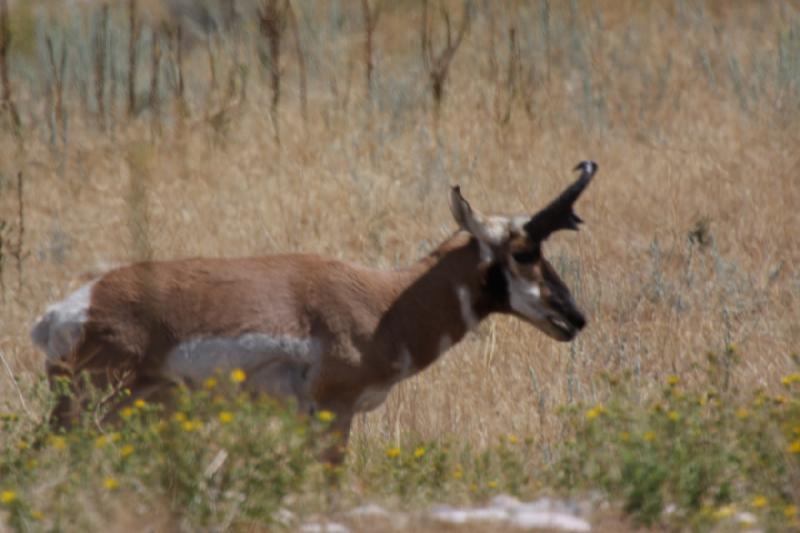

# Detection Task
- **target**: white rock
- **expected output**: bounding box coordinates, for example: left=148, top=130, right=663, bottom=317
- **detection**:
left=428, top=505, right=508, bottom=524
left=348, top=503, right=390, bottom=518
left=274, top=508, right=296, bottom=526
left=300, top=522, right=350, bottom=533
left=509, top=510, right=591, bottom=532
left=489, top=494, right=522, bottom=510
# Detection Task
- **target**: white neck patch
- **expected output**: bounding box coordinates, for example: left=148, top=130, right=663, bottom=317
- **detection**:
left=457, top=285, right=479, bottom=330
left=437, top=334, right=453, bottom=355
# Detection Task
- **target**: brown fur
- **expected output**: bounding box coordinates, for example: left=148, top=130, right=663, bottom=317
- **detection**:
left=47, top=232, right=497, bottom=442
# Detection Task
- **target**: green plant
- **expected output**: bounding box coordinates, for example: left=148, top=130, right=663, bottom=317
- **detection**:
left=553, top=350, right=800, bottom=529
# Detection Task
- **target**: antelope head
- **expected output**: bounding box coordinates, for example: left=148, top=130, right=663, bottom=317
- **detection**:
left=450, top=161, right=597, bottom=341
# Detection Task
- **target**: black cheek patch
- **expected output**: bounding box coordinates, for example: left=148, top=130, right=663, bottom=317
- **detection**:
left=484, top=262, right=509, bottom=311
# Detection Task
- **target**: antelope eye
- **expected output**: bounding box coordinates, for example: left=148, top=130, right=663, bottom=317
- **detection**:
left=512, top=251, right=538, bottom=264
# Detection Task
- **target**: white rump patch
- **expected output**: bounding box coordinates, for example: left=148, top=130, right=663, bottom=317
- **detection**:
left=31, top=281, right=96, bottom=362
left=457, top=285, right=479, bottom=330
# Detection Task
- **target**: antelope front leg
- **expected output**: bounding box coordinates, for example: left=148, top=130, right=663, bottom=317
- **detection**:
left=320, top=410, right=353, bottom=467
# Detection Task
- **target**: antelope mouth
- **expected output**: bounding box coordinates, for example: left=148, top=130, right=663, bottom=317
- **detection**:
left=547, top=316, right=579, bottom=341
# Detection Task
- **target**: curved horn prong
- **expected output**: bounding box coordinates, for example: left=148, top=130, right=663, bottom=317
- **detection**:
left=524, top=161, right=598, bottom=241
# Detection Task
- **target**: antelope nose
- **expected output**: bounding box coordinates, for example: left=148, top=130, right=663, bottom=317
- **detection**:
left=570, top=309, right=587, bottom=330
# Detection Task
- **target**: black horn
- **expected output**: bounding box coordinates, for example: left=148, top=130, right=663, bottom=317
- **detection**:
left=524, top=161, right=598, bottom=241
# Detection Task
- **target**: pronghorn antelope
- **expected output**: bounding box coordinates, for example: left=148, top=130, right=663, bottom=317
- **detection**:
left=32, top=161, right=597, bottom=460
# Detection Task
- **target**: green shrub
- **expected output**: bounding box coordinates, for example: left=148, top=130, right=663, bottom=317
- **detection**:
left=553, top=348, right=800, bottom=530
left=0, top=372, right=327, bottom=531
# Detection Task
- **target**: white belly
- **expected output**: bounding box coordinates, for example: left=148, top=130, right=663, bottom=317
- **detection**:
left=162, top=333, right=322, bottom=409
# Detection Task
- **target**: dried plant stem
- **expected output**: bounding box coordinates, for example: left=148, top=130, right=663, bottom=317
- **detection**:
left=0, top=0, right=20, bottom=135
left=94, top=3, right=109, bottom=130
left=12, top=171, right=24, bottom=293
left=45, top=35, right=67, bottom=145
left=206, top=32, right=217, bottom=95
left=494, top=25, right=522, bottom=125
left=0, top=349, right=37, bottom=423
left=169, top=22, right=187, bottom=123
left=0, top=219, right=6, bottom=301
left=420, top=0, right=471, bottom=119
left=260, top=0, right=285, bottom=144
left=127, top=0, right=138, bottom=116
left=149, top=29, right=162, bottom=134
left=361, top=0, right=381, bottom=99
left=285, top=1, right=307, bottom=126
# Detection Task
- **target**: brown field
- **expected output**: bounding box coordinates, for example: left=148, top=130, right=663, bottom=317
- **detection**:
left=0, top=0, right=799, bottom=529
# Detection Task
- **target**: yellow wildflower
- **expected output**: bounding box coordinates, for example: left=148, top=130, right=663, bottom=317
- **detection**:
left=751, top=496, right=768, bottom=509
left=385, top=447, right=401, bottom=459
left=182, top=420, right=202, bottom=432
left=666, top=375, right=679, bottom=386
left=585, top=404, right=605, bottom=421
left=785, top=505, right=798, bottom=519
left=1, top=491, right=17, bottom=504
left=736, top=408, right=749, bottom=419
left=218, top=411, right=234, bottom=424
left=773, top=395, right=788, bottom=406
left=172, top=412, right=187, bottom=423
left=714, top=505, right=736, bottom=519
left=788, top=440, right=800, bottom=454
left=133, top=399, right=147, bottom=409
left=120, top=444, right=135, bottom=458
left=667, top=410, right=680, bottom=422
left=507, top=434, right=519, bottom=445
left=49, top=435, right=67, bottom=450
left=103, top=477, right=119, bottom=491
left=452, top=466, right=463, bottom=480
left=414, top=447, right=426, bottom=459
left=25, top=459, right=38, bottom=470
left=643, top=431, right=656, bottom=442
left=781, top=373, right=800, bottom=386
left=16, top=440, right=28, bottom=451
left=317, top=410, right=335, bottom=423
left=230, top=368, right=247, bottom=383
left=488, top=480, right=498, bottom=489
left=95, top=435, right=110, bottom=448
left=30, top=510, right=43, bottom=521
left=203, top=377, right=218, bottom=390
left=120, top=407, right=134, bottom=419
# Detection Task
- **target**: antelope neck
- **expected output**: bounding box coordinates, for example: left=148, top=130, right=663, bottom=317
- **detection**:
left=371, top=232, right=491, bottom=375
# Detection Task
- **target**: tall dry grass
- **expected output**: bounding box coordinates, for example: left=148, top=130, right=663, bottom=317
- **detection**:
left=0, top=0, right=798, bottom=459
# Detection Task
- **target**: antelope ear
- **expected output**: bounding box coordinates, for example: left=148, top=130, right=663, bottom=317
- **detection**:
left=524, top=161, right=598, bottom=242
left=449, top=186, right=504, bottom=256
left=450, top=186, right=490, bottom=239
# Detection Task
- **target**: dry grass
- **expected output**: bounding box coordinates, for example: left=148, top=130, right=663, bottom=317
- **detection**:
left=0, top=0, right=798, bottom=470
